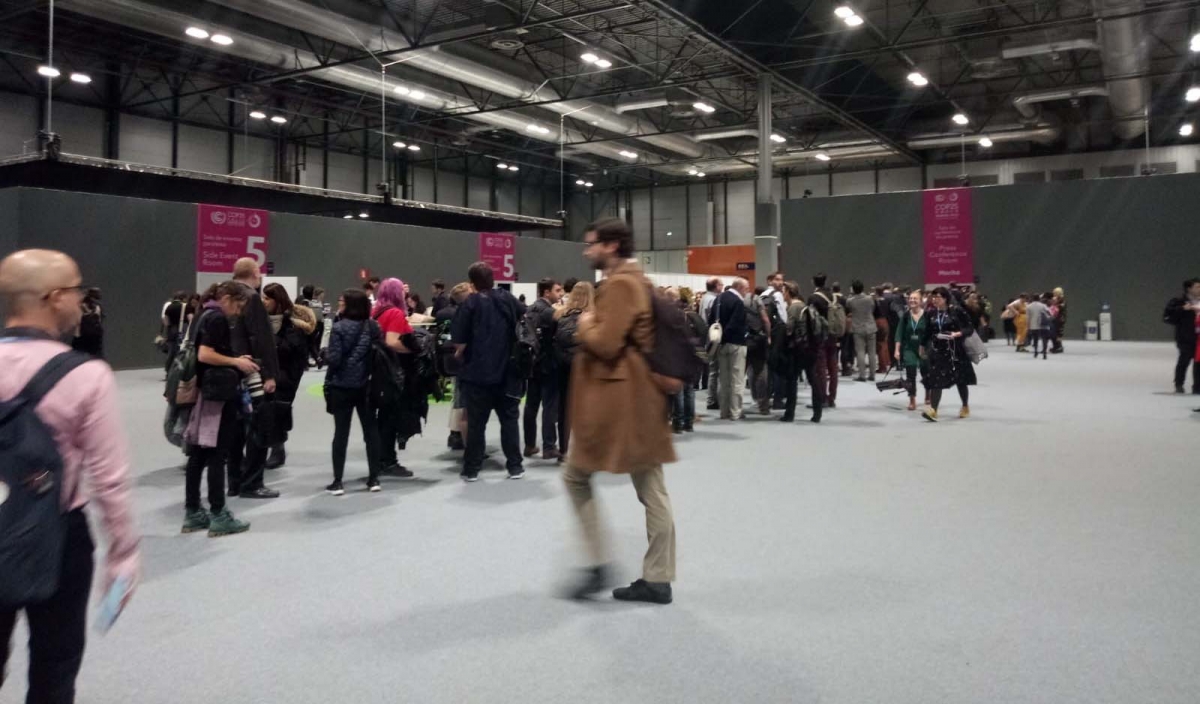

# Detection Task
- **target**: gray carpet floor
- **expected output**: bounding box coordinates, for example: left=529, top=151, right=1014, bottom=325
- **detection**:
left=3, top=341, right=1199, bottom=704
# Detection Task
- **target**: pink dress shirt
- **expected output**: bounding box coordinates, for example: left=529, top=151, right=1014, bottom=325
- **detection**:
left=0, top=335, right=141, bottom=590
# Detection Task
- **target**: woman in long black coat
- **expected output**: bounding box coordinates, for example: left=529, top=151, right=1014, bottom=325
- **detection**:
left=919, top=286, right=977, bottom=422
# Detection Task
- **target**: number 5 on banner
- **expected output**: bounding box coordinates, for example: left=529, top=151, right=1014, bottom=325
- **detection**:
left=247, top=237, right=267, bottom=267
left=502, top=254, right=515, bottom=280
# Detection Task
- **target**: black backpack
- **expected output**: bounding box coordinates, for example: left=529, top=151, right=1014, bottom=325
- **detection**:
left=365, top=320, right=405, bottom=409
left=0, top=350, right=90, bottom=607
left=643, top=285, right=705, bottom=394
left=553, top=311, right=582, bottom=368
left=509, top=297, right=540, bottom=380
left=406, top=327, right=444, bottom=402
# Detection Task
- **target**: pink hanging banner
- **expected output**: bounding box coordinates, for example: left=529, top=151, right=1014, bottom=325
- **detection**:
left=922, top=188, right=974, bottom=285
left=196, top=204, right=270, bottom=274
left=479, top=232, right=517, bottom=281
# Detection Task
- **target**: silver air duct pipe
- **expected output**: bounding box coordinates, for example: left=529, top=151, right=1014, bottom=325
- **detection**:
left=1001, top=37, right=1100, bottom=59
left=693, top=129, right=760, bottom=142
left=58, top=0, right=647, bottom=166
left=204, top=0, right=707, bottom=159
left=1093, top=0, right=1151, bottom=139
left=614, top=95, right=671, bottom=114
left=906, top=125, right=1062, bottom=150
left=1011, top=85, right=1109, bottom=119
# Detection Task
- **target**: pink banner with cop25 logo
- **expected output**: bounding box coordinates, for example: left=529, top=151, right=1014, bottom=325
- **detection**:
left=479, top=232, right=516, bottom=281
left=922, top=188, right=974, bottom=285
left=196, top=204, right=270, bottom=273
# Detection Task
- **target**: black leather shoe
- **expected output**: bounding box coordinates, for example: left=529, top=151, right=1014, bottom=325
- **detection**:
left=613, top=579, right=672, bottom=605
left=239, top=487, right=280, bottom=499
left=264, top=448, right=286, bottom=470
left=778, top=415, right=794, bottom=423
left=566, top=565, right=612, bottom=600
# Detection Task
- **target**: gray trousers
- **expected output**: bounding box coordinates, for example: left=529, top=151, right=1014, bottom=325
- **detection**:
left=854, top=331, right=878, bottom=380
left=706, top=350, right=720, bottom=407
left=717, top=343, right=747, bottom=420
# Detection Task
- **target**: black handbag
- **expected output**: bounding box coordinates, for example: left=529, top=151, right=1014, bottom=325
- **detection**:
left=200, top=367, right=241, bottom=402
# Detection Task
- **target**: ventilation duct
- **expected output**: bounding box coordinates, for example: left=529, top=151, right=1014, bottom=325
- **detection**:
left=615, top=95, right=671, bottom=114
left=1012, top=85, right=1109, bottom=119
left=202, top=0, right=707, bottom=159
left=58, top=0, right=659, bottom=167
left=1001, top=37, right=1100, bottom=59
left=906, top=125, right=1062, bottom=149
left=693, top=129, right=760, bottom=142
left=1093, top=0, right=1150, bottom=139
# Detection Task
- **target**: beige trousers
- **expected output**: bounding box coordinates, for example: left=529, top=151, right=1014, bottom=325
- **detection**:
left=562, top=463, right=676, bottom=584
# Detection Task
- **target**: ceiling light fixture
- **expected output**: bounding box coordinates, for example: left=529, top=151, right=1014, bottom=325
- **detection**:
left=394, top=85, right=410, bottom=95
left=185, top=27, right=209, bottom=39
left=525, top=124, right=550, bottom=135
left=595, top=59, right=613, bottom=69
left=497, top=163, right=508, bottom=169
left=249, top=110, right=266, bottom=120
left=688, top=169, right=698, bottom=175
left=619, top=150, right=638, bottom=159
left=581, top=52, right=599, bottom=63
left=1180, top=123, right=1194, bottom=137
left=844, top=14, right=864, bottom=26
left=815, top=152, right=831, bottom=162
left=508, top=166, right=519, bottom=171
left=358, top=212, right=369, bottom=218
left=1192, top=33, right=1200, bottom=52
left=69, top=72, right=91, bottom=84
left=834, top=6, right=855, bottom=18
left=210, top=34, right=233, bottom=46
left=408, top=144, right=421, bottom=151
left=770, top=134, right=786, bottom=143
left=1187, top=86, right=1200, bottom=103
left=695, top=173, right=705, bottom=178
left=585, top=181, right=594, bottom=187
left=576, top=179, right=586, bottom=185
left=393, top=141, right=407, bottom=149
left=408, top=90, right=426, bottom=100
left=37, top=66, right=60, bottom=78
left=978, top=136, right=994, bottom=148
left=693, top=101, right=716, bottom=114
left=270, top=115, right=287, bottom=124
left=952, top=113, right=969, bottom=125
left=907, top=72, right=928, bottom=87
left=343, top=214, right=353, bottom=219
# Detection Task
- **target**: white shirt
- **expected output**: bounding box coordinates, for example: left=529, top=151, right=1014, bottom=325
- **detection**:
left=769, top=288, right=786, bottom=322
left=701, top=291, right=718, bottom=321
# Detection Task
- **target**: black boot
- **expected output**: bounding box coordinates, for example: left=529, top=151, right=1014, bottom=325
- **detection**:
left=566, top=565, right=612, bottom=600
left=613, top=579, right=672, bottom=605
left=447, top=431, right=465, bottom=451
left=672, top=420, right=683, bottom=434
left=264, top=445, right=286, bottom=470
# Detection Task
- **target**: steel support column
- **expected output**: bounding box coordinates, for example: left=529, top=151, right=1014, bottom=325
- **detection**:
left=753, top=73, right=778, bottom=287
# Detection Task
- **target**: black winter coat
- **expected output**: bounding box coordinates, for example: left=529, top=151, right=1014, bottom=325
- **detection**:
left=1164, top=297, right=1199, bottom=349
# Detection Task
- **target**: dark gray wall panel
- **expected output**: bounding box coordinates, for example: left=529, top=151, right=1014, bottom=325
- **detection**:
left=3, top=188, right=588, bottom=368
left=14, top=188, right=195, bottom=369
left=780, top=174, right=1200, bottom=340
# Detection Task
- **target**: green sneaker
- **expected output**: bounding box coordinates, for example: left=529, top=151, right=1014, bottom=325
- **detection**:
left=181, top=509, right=211, bottom=534
left=207, top=508, right=250, bottom=537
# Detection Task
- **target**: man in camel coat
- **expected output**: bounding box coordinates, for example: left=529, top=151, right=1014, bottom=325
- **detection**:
left=563, top=217, right=677, bottom=605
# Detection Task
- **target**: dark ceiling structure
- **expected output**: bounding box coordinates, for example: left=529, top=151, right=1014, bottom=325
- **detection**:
left=0, top=0, right=1197, bottom=192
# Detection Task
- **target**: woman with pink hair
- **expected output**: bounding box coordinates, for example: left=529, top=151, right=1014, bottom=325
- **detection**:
left=371, top=277, right=417, bottom=478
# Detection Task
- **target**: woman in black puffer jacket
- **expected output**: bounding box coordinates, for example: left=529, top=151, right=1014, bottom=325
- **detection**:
left=323, top=289, right=383, bottom=496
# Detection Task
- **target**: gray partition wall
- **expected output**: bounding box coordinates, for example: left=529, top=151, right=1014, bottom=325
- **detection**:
left=780, top=173, right=1200, bottom=341
left=0, top=188, right=589, bottom=369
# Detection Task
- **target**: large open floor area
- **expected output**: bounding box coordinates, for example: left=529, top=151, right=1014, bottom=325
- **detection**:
left=3, top=340, right=1198, bottom=703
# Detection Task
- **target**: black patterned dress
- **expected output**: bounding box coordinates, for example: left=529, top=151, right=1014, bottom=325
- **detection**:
left=920, top=307, right=978, bottom=390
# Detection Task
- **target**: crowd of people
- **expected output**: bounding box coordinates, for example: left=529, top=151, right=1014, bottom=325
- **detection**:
left=999, top=288, right=1069, bottom=358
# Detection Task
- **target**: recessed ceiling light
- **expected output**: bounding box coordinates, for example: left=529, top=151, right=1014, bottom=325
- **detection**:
left=978, top=136, right=993, bottom=148
left=595, top=59, right=613, bottom=69
left=394, top=86, right=410, bottom=95
left=210, top=34, right=233, bottom=46
left=343, top=214, right=353, bottom=219
left=525, top=124, right=550, bottom=134
left=358, top=212, right=369, bottom=218
left=619, top=150, right=638, bottom=159
left=270, top=115, right=287, bottom=124
left=769, top=134, right=786, bottom=143
left=37, top=66, right=60, bottom=78
left=393, top=141, right=407, bottom=148
left=185, top=27, right=209, bottom=39
left=907, top=72, right=928, bottom=87
left=249, top=110, right=266, bottom=119
left=508, top=166, right=519, bottom=171
left=695, top=173, right=705, bottom=178
left=1180, top=123, right=1194, bottom=137
left=408, top=90, right=425, bottom=100
left=581, top=52, right=599, bottom=63
left=585, top=181, right=594, bottom=187
left=1187, top=86, right=1200, bottom=103
left=844, top=14, right=864, bottom=26
left=834, top=6, right=855, bottom=18
left=815, top=152, right=831, bottom=162
left=692, top=101, right=715, bottom=113
left=408, top=144, right=420, bottom=151
left=688, top=169, right=698, bottom=175
left=952, top=113, right=969, bottom=125
left=497, top=163, right=508, bottom=169
left=576, top=179, right=586, bottom=185
left=69, top=72, right=91, bottom=84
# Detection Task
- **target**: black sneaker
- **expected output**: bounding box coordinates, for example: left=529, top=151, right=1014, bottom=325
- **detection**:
left=447, top=432, right=465, bottom=451
left=366, top=479, right=382, bottom=493
left=682, top=423, right=694, bottom=432
left=264, top=446, right=286, bottom=470
left=566, top=565, right=611, bottom=600
left=778, top=415, right=794, bottom=423
left=325, top=481, right=345, bottom=496
left=381, top=463, right=414, bottom=479
left=461, top=473, right=479, bottom=483
left=508, top=469, right=525, bottom=480
left=706, top=402, right=719, bottom=411
left=612, top=579, right=672, bottom=605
